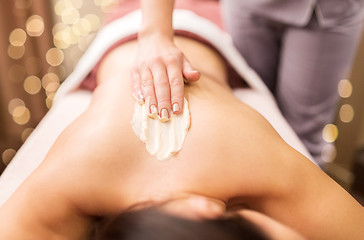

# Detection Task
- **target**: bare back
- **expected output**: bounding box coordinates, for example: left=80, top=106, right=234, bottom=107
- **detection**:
left=68, top=37, right=291, bottom=208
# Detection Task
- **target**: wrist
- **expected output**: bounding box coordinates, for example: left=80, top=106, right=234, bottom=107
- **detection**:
left=138, top=27, right=174, bottom=42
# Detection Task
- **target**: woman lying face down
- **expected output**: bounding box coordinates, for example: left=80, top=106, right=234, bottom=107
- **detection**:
left=0, top=37, right=363, bottom=240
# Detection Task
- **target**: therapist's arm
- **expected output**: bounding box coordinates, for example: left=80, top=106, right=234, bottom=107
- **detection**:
left=132, top=0, right=200, bottom=118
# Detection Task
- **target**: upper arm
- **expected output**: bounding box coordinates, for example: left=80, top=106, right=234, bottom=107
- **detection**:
left=239, top=146, right=364, bottom=240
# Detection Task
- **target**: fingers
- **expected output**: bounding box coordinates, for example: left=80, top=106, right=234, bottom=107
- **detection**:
left=140, top=67, right=158, bottom=115
left=137, top=56, right=186, bottom=118
left=167, top=57, right=184, bottom=115
left=131, top=68, right=144, bottom=103
left=133, top=42, right=200, bottom=118
left=150, top=61, right=171, bottom=119
left=182, top=57, right=201, bottom=82
left=135, top=57, right=199, bottom=118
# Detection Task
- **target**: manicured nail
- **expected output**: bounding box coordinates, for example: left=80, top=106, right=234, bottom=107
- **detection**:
left=172, top=103, right=180, bottom=113
left=150, top=105, right=158, bottom=115
left=138, top=92, right=144, bottom=101
left=160, top=108, right=169, bottom=120
left=133, top=91, right=144, bottom=104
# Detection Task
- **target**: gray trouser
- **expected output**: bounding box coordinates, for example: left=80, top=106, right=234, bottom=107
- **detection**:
left=222, top=1, right=364, bottom=166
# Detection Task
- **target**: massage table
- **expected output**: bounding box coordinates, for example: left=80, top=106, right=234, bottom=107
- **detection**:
left=0, top=10, right=315, bottom=207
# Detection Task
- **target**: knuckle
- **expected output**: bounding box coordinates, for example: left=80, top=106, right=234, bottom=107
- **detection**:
left=164, top=55, right=179, bottom=65
left=169, top=77, right=184, bottom=86
left=141, top=78, right=154, bottom=88
left=173, top=50, right=183, bottom=58
left=149, top=57, right=162, bottom=65
left=154, top=78, right=169, bottom=87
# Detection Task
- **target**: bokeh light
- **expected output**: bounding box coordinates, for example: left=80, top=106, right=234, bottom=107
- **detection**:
left=12, top=105, right=27, bottom=118
left=42, top=72, right=60, bottom=89
left=322, top=124, right=339, bottom=143
left=46, top=48, right=64, bottom=66
left=4, top=0, right=109, bottom=156
left=2, top=149, right=17, bottom=166
left=45, top=82, right=60, bottom=95
left=8, top=98, right=25, bottom=115
left=26, top=15, right=45, bottom=37
left=321, top=144, right=337, bottom=163
left=66, top=26, right=81, bottom=45
left=53, top=30, right=71, bottom=49
left=46, top=93, right=56, bottom=109
left=52, top=22, right=68, bottom=36
left=338, top=79, right=353, bottom=99
left=9, top=28, right=27, bottom=46
left=72, top=0, right=84, bottom=9
left=48, top=65, right=66, bottom=79
left=339, top=104, right=355, bottom=123
left=12, top=106, right=31, bottom=125
left=94, top=0, right=118, bottom=13
left=21, top=128, right=34, bottom=142
left=74, top=18, right=91, bottom=36
left=61, top=7, right=80, bottom=25
left=24, top=75, right=42, bottom=94
left=8, top=45, right=25, bottom=59
left=84, top=14, right=100, bottom=31
left=54, top=0, right=73, bottom=16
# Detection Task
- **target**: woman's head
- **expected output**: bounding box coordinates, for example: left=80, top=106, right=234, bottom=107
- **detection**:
left=93, top=195, right=305, bottom=240
left=94, top=208, right=271, bottom=240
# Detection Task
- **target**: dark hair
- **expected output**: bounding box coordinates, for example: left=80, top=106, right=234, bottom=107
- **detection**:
left=93, top=208, right=271, bottom=240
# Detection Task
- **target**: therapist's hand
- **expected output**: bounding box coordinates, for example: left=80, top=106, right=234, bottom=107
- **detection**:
left=131, top=33, right=200, bottom=118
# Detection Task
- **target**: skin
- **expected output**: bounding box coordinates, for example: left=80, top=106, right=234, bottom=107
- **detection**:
left=0, top=37, right=363, bottom=240
left=133, top=0, right=200, bottom=118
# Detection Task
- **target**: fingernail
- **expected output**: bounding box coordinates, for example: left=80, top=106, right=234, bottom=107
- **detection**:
left=160, top=108, right=169, bottom=120
left=150, top=105, right=158, bottom=115
left=138, top=92, right=144, bottom=101
left=172, top=103, right=180, bottom=113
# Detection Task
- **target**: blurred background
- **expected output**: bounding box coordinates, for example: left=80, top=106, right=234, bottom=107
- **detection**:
left=0, top=0, right=363, bottom=200
left=0, top=0, right=114, bottom=171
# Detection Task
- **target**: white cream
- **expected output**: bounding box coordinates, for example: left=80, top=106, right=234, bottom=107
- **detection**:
left=131, top=98, right=191, bottom=161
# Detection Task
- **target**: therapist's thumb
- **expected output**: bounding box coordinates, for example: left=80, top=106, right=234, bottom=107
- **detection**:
left=182, top=57, right=200, bottom=82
